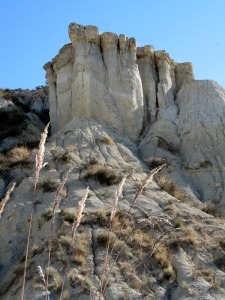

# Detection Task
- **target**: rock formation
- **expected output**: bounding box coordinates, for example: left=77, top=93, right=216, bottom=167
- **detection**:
left=1, top=23, right=225, bottom=300
left=45, top=23, right=225, bottom=209
left=44, top=23, right=194, bottom=141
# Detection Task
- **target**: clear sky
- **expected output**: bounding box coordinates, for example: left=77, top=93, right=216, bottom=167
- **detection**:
left=1, top=0, right=224, bottom=89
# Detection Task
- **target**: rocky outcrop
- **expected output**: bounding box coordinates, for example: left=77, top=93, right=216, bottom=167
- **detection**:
left=2, top=22, right=225, bottom=300
left=44, top=23, right=194, bottom=141
left=0, top=87, right=49, bottom=152
left=44, top=22, right=225, bottom=209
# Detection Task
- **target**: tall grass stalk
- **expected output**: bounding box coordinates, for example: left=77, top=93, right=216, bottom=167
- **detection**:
left=59, top=187, right=89, bottom=300
left=21, top=123, right=49, bottom=300
left=99, top=165, right=165, bottom=297
left=0, top=182, right=16, bottom=220
left=97, top=177, right=126, bottom=295
left=45, top=167, right=71, bottom=300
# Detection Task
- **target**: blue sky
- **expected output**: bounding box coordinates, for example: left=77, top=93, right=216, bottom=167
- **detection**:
left=1, top=0, right=224, bottom=89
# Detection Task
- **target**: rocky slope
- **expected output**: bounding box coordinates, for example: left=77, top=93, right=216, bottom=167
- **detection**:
left=1, top=23, right=225, bottom=300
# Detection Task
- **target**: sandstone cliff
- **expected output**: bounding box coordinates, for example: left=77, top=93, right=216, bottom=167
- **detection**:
left=45, top=23, right=225, bottom=210
left=44, top=23, right=193, bottom=141
left=1, top=23, right=225, bottom=300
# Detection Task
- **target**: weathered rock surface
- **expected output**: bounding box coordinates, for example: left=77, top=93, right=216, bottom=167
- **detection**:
left=1, top=22, right=225, bottom=300
left=44, top=23, right=194, bottom=141
left=1, top=119, right=225, bottom=300
left=139, top=80, right=225, bottom=208
left=0, top=87, right=49, bottom=152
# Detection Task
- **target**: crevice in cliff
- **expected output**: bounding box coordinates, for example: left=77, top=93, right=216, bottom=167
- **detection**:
left=154, top=56, right=160, bottom=116
left=99, top=39, right=107, bottom=72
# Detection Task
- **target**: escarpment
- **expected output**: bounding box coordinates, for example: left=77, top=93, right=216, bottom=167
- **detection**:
left=2, top=22, right=225, bottom=300
left=44, top=23, right=193, bottom=140
left=45, top=23, right=225, bottom=209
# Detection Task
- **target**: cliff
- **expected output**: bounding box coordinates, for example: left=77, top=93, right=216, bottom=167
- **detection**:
left=1, top=23, right=225, bottom=300
left=44, top=23, right=193, bottom=140
left=44, top=23, right=225, bottom=209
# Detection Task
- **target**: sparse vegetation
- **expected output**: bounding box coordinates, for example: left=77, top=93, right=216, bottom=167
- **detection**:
left=37, top=178, right=59, bottom=193
left=97, top=136, right=115, bottom=145
left=199, top=160, right=211, bottom=168
left=157, top=175, right=188, bottom=201
left=174, top=218, right=185, bottom=230
left=157, top=137, right=177, bottom=153
left=5, top=122, right=223, bottom=300
left=53, top=151, right=72, bottom=164
left=147, top=156, right=166, bottom=169
left=0, top=146, right=31, bottom=170
left=84, top=161, right=123, bottom=185
left=201, top=202, right=222, bottom=218
left=193, top=267, right=220, bottom=287
left=0, top=109, right=26, bottom=140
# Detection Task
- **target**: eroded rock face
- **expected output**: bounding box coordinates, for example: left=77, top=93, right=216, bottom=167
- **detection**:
left=139, top=80, right=225, bottom=207
left=44, top=22, right=225, bottom=208
left=44, top=23, right=194, bottom=141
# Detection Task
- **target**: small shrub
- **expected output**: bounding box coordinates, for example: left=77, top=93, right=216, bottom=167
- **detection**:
left=37, top=178, right=58, bottom=193
left=163, top=265, right=176, bottom=280
left=183, top=228, right=198, bottom=246
left=174, top=218, right=185, bottom=230
left=47, top=267, right=63, bottom=293
left=157, top=176, right=177, bottom=195
left=154, top=243, right=171, bottom=268
left=157, top=176, right=188, bottom=201
left=84, top=163, right=122, bottom=186
left=8, top=146, right=30, bottom=165
left=61, top=208, right=76, bottom=223
left=147, top=156, right=166, bottom=169
left=201, top=202, right=222, bottom=218
left=1, top=89, right=16, bottom=101
left=54, top=151, right=71, bottom=164
left=42, top=208, right=53, bottom=221
left=199, top=160, right=211, bottom=168
left=96, top=229, right=132, bottom=258
left=0, top=146, right=30, bottom=169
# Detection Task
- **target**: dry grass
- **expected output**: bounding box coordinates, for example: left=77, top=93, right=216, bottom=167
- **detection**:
left=170, top=226, right=198, bottom=249
left=61, top=208, right=76, bottom=223
left=0, top=146, right=30, bottom=169
left=201, top=202, right=222, bottom=218
left=97, top=137, right=115, bottom=145
left=157, top=176, right=188, bottom=201
left=47, top=267, right=63, bottom=293
left=37, top=178, right=59, bottom=193
left=147, top=156, right=166, bottom=169
left=96, top=229, right=132, bottom=259
left=54, top=151, right=72, bottom=164
left=174, top=218, right=185, bottom=230
left=84, top=162, right=122, bottom=186
left=193, top=267, right=220, bottom=287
